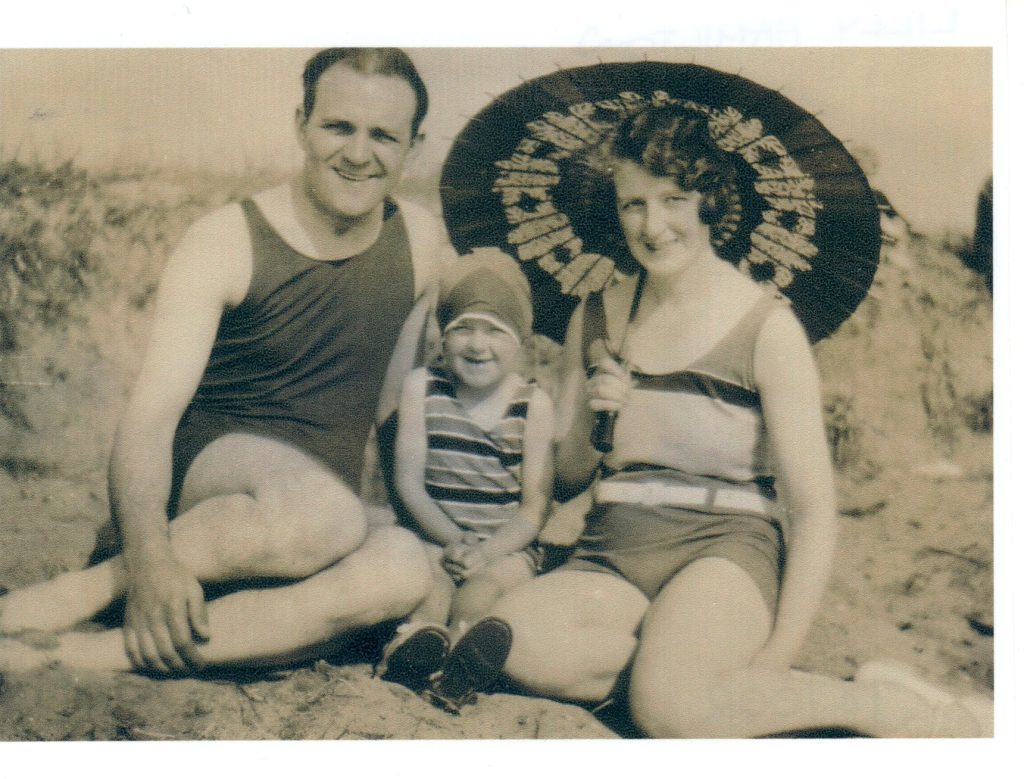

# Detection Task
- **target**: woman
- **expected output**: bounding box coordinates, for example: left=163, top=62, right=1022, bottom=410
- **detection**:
left=491, top=104, right=990, bottom=738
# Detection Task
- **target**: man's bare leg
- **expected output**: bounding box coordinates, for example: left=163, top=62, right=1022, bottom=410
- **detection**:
left=0, top=525, right=429, bottom=673
left=396, top=547, right=454, bottom=629
left=1, top=434, right=369, bottom=634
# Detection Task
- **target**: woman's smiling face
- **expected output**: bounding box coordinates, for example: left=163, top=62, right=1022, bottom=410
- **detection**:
left=612, top=160, right=712, bottom=279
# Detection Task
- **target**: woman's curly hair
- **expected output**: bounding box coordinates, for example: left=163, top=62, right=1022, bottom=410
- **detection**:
left=566, top=104, right=746, bottom=273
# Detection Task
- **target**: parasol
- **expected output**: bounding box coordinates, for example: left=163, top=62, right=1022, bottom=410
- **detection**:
left=440, top=61, right=881, bottom=343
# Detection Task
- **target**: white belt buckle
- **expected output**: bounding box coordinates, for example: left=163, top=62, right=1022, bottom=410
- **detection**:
left=673, top=484, right=705, bottom=509
left=597, top=479, right=771, bottom=515
left=635, top=482, right=654, bottom=506
left=715, top=489, right=768, bottom=514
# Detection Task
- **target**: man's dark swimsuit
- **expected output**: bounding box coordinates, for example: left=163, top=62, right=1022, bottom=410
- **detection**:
left=167, top=198, right=415, bottom=515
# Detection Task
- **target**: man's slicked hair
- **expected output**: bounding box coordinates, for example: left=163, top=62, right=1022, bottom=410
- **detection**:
left=301, top=48, right=429, bottom=136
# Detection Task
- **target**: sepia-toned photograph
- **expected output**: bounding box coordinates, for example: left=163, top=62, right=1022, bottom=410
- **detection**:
left=0, top=4, right=1004, bottom=760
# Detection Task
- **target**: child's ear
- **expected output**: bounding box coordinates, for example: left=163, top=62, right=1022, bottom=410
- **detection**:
left=515, top=341, right=530, bottom=378
left=423, top=310, right=442, bottom=368
left=432, top=334, right=448, bottom=370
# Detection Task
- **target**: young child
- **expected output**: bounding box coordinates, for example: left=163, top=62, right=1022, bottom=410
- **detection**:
left=379, top=248, right=555, bottom=704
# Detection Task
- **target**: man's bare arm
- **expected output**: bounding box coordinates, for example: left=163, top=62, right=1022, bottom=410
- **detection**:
left=110, top=205, right=250, bottom=673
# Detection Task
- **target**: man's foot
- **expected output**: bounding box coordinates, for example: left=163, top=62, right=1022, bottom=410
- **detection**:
left=377, top=623, right=450, bottom=693
left=425, top=617, right=512, bottom=715
left=0, top=635, right=57, bottom=673
left=0, top=571, right=97, bottom=634
left=856, top=659, right=993, bottom=737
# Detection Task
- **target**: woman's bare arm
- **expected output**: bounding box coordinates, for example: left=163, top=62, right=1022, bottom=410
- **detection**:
left=750, top=306, right=839, bottom=668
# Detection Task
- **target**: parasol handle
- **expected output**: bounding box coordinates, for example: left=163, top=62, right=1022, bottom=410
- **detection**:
left=587, top=272, right=645, bottom=456
left=590, top=410, right=617, bottom=454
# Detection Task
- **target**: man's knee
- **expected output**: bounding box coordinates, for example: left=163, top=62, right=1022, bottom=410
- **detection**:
left=341, top=526, right=431, bottom=620
left=289, top=526, right=430, bottom=634
left=374, top=526, right=432, bottom=610
left=255, top=471, right=368, bottom=576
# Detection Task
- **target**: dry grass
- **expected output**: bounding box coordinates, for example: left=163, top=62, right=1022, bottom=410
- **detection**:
left=1, top=157, right=993, bottom=482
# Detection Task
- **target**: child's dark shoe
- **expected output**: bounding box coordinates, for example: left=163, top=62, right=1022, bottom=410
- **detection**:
left=424, top=617, right=512, bottom=715
left=377, top=623, right=450, bottom=693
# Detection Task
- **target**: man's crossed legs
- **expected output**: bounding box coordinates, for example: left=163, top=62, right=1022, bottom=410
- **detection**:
left=0, top=433, right=430, bottom=673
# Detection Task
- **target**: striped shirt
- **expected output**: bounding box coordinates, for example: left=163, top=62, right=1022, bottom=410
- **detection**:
left=423, top=370, right=533, bottom=537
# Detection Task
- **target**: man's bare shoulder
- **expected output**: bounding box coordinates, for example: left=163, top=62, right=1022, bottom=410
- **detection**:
left=177, top=200, right=249, bottom=252
left=167, top=200, right=253, bottom=307
left=394, top=198, right=442, bottom=239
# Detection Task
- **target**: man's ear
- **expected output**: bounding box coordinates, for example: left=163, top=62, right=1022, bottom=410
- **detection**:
left=294, top=106, right=308, bottom=143
left=404, top=132, right=426, bottom=162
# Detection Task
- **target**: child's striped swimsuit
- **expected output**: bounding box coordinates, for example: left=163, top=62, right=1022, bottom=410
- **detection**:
left=422, top=369, right=534, bottom=536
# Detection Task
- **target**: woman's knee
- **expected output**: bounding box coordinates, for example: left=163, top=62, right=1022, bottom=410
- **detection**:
left=489, top=585, right=565, bottom=694
left=629, top=652, right=723, bottom=737
left=254, top=471, right=368, bottom=576
left=456, top=555, right=529, bottom=616
left=628, top=559, right=772, bottom=738
left=492, top=576, right=638, bottom=701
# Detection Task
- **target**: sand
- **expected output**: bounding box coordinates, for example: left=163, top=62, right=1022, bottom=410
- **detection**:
left=0, top=165, right=992, bottom=740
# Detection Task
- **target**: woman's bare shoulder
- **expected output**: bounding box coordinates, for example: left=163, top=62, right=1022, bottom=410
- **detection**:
left=753, top=302, right=817, bottom=391
left=719, top=262, right=768, bottom=302
left=758, top=301, right=809, bottom=348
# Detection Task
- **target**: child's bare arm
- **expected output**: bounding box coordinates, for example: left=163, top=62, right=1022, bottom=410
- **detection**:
left=394, top=368, right=466, bottom=546
left=459, top=386, right=555, bottom=572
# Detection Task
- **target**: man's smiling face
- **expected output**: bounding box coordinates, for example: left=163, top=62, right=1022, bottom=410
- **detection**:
left=296, top=64, right=418, bottom=223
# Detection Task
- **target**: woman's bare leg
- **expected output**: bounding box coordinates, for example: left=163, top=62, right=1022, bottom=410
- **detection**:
left=492, top=569, right=649, bottom=702
left=628, top=557, right=986, bottom=738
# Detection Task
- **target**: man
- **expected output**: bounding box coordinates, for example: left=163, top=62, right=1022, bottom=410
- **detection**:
left=0, top=48, right=447, bottom=674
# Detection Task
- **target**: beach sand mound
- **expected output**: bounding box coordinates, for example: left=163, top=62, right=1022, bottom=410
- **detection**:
left=0, top=660, right=614, bottom=741
left=0, top=163, right=991, bottom=739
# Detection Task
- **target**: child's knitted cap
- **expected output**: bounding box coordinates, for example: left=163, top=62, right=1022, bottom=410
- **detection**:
left=436, top=247, right=533, bottom=341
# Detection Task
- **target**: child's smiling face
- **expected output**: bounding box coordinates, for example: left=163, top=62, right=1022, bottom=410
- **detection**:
left=442, top=314, right=521, bottom=393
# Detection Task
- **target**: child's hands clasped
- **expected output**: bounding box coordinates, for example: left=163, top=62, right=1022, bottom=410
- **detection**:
left=442, top=530, right=485, bottom=582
